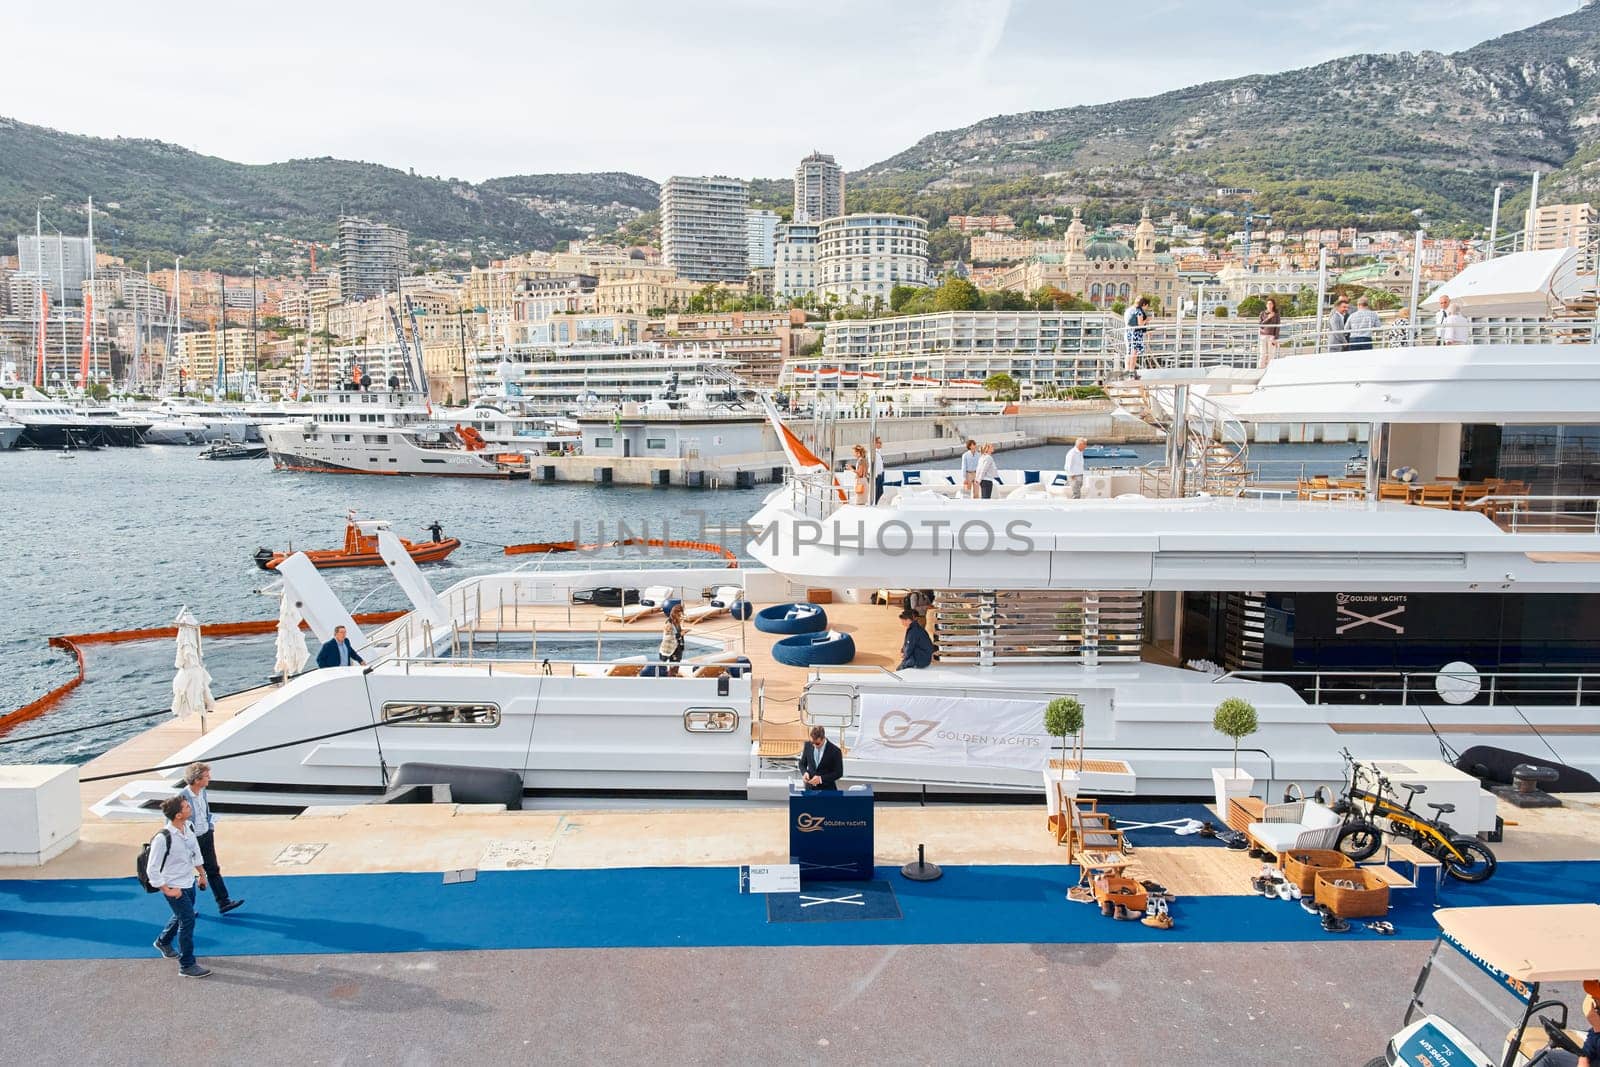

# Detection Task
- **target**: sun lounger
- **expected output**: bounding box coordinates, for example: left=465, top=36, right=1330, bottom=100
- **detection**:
left=602, top=584, right=676, bottom=623
left=682, top=585, right=744, bottom=623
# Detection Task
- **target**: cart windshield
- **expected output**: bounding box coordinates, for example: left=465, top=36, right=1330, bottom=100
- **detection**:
left=1406, top=934, right=1532, bottom=1066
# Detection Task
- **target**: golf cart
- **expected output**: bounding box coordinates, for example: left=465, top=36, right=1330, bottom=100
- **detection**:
left=1367, top=904, right=1600, bottom=1067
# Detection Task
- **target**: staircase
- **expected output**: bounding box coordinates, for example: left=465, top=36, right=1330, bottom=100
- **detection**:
left=1103, top=380, right=1250, bottom=496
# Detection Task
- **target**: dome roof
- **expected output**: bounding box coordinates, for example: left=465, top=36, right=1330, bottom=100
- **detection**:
left=1084, top=230, right=1134, bottom=260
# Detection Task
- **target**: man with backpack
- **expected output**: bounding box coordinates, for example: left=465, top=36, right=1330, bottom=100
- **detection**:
left=144, top=793, right=213, bottom=978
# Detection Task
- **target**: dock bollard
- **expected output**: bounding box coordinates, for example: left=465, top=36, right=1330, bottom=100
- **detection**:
left=901, top=842, right=943, bottom=882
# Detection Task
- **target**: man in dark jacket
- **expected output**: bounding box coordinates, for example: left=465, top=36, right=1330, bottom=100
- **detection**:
left=315, top=625, right=364, bottom=669
left=797, top=726, right=844, bottom=791
left=897, top=608, right=934, bottom=670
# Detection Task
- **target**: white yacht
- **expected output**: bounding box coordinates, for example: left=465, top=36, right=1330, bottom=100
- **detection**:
left=0, top=396, right=100, bottom=449
left=0, top=417, right=24, bottom=450
left=440, top=402, right=579, bottom=454
left=481, top=342, right=741, bottom=415
left=262, top=386, right=526, bottom=478
left=135, top=398, right=255, bottom=443
left=73, top=404, right=153, bottom=447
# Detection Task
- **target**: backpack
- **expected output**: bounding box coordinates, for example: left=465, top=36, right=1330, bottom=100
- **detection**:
left=136, top=829, right=171, bottom=893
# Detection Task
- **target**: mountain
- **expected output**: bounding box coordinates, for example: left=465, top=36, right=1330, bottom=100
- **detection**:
left=852, top=4, right=1600, bottom=233
left=0, top=117, right=656, bottom=272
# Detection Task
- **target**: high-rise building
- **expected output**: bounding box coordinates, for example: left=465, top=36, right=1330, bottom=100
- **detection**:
left=746, top=210, right=781, bottom=270
left=773, top=220, right=820, bottom=301
left=336, top=216, right=410, bottom=303
left=660, top=176, right=749, bottom=284
left=1524, top=202, right=1595, bottom=252
left=815, top=214, right=930, bottom=303
left=17, top=234, right=94, bottom=303
left=793, top=151, right=844, bottom=224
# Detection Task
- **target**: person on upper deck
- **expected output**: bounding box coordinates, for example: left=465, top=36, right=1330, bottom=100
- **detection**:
left=1328, top=297, right=1351, bottom=352
left=798, top=725, right=844, bottom=791
left=316, top=625, right=364, bottom=669
left=897, top=608, right=934, bottom=670
left=960, top=439, right=979, bottom=498
left=1436, top=293, right=1470, bottom=345
left=975, top=443, right=998, bottom=499
left=1346, top=296, right=1382, bottom=351
left=1257, top=297, right=1282, bottom=368
left=1064, top=438, right=1087, bottom=499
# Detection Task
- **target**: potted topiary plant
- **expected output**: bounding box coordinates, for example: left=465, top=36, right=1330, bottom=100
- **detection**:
left=1211, top=697, right=1259, bottom=815
left=1043, top=696, right=1087, bottom=818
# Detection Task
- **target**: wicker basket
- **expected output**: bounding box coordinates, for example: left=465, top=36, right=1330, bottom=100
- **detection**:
left=1282, top=849, right=1355, bottom=895
left=1091, top=874, right=1148, bottom=914
left=1313, top=867, right=1390, bottom=919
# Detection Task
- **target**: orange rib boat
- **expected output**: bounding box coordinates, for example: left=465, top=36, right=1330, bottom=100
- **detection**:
left=254, top=517, right=460, bottom=571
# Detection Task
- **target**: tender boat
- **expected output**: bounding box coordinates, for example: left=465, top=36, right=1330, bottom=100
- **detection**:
left=254, top=517, right=460, bottom=571
left=1083, top=444, right=1138, bottom=459
left=199, top=438, right=268, bottom=460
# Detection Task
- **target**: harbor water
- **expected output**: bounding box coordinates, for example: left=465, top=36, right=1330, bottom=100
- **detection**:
left=0, top=440, right=1352, bottom=766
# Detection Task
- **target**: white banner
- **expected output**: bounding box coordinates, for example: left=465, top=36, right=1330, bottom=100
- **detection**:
left=852, top=693, right=1052, bottom=771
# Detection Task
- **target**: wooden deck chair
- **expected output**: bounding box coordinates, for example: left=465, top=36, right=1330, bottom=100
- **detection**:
left=605, top=662, right=646, bottom=677
left=1378, top=481, right=1411, bottom=502
left=1065, top=798, right=1129, bottom=861
left=1418, top=484, right=1455, bottom=509
left=603, top=584, right=675, bottom=624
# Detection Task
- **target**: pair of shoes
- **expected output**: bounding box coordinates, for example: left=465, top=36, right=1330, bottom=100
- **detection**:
left=180, top=964, right=212, bottom=978
left=1276, top=882, right=1294, bottom=901
left=1100, top=899, right=1114, bottom=917
left=1113, top=903, right=1137, bottom=921
left=219, top=899, right=245, bottom=915
left=1365, top=921, right=1397, bottom=936
left=1198, top=821, right=1217, bottom=838
left=153, top=940, right=178, bottom=960
left=1319, top=905, right=1350, bottom=933
left=1301, top=898, right=1323, bottom=916
left=1289, top=884, right=1303, bottom=901
left=1066, top=885, right=1095, bottom=903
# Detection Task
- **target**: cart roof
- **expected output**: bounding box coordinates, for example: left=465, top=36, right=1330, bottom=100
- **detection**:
left=1436, top=904, right=1600, bottom=982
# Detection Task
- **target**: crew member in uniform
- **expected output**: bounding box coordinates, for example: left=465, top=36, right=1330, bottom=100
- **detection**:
left=798, top=725, right=843, bottom=791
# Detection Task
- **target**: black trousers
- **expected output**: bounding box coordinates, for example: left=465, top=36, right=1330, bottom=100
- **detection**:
left=195, top=829, right=231, bottom=908
left=980, top=480, right=994, bottom=499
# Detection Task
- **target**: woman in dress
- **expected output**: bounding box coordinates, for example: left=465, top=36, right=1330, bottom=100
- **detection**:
left=1257, top=297, right=1282, bottom=368
left=851, top=444, right=869, bottom=504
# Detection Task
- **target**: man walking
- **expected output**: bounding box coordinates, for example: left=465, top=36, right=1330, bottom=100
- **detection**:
left=148, top=794, right=212, bottom=978
left=1064, top=438, right=1087, bottom=498
left=960, top=439, right=979, bottom=498
left=182, top=762, right=244, bottom=916
left=1328, top=296, right=1351, bottom=352
left=1346, top=296, right=1381, bottom=351
left=316, top=624, right=364, bottom=669
left=897, top=608, right=934, bottom=670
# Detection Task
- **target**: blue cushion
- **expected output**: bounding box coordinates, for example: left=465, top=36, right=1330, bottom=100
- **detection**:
left=1024, top=470, right=1040, bottom=484
left=1050, top=472, right=1068, bottom=486
left=902, top=471, right=921, bottom=486
left=754, top=602, right=829, bottom=635
left=772, top=630, right=857, bottom=668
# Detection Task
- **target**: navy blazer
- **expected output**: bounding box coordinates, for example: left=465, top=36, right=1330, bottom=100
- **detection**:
left=898, top=621, right=934, bottom=670
left=797, top=741, right=844, bottom=790
left=316, top=637, right=364, bottom=669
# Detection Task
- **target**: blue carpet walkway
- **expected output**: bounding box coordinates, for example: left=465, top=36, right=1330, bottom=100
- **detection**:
left=1, top=861, right=1595, bottom=961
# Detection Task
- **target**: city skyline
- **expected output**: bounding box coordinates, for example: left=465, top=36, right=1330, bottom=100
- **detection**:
left=5, top=0, right=1578, bottom=183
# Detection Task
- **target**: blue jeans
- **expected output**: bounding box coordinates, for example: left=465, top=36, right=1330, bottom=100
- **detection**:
left=158, top=886, right=197, bottom=968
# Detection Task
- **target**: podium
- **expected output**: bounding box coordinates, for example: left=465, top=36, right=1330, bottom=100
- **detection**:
left=788, top=785, right=874, bottom=882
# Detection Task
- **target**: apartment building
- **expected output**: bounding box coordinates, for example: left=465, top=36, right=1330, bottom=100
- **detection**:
left=1525, top=203, right=1596, bottom=252
left=971, top=233, right=1066, bottom=264
left=510, top=274, right=598, bottom=342
left=948, top=214, right=1016, bottom=233
left=793, top=151, right=844, bottom=224
left=592, top=272, right=707, bottom=315
left=336, top=215, right=410, bottom=302
left=815, top=214, right=930, bottom=303
left=660, top=175, right=748, bottom=284
left=774, top=220, right=820, bottom=301
left=173, top=327, right=257, bottom=387
left=17, top=234, right=93, bottom=303
left=803, top=310, right=1119, bottom=390
left=647, top=308, right=810, bottom=385
left=746, top=210, right=781, bottom=270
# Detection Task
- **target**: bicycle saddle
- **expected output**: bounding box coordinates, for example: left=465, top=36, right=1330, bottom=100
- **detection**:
left=1399, top=782, right=1427, bottom=794
left=1426, top=802, right=1455, bottom=814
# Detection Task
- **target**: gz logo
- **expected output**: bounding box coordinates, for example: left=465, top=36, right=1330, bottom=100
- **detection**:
left=795, top=813, right=826, bottom=833
left=876, top=709, right=940, bottom=749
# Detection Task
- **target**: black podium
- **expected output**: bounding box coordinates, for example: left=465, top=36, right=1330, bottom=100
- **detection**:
left=788, top=785, right=874, bottom=882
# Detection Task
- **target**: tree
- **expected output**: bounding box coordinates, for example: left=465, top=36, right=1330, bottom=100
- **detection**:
left=890, top=284, right=922, bottom=312
left=1213, top=305, right=1229, bottom=318
left=1043, top=696, right=1086, bottom=777
left=932, top=277, right=983, bottom=312
left=983, top=372, right=1020, bottom=402
left=1212, top=698, right=1259, bottom=774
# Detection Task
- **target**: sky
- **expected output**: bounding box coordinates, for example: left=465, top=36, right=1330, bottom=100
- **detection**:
left=7, top=0, right=1583, bottom=182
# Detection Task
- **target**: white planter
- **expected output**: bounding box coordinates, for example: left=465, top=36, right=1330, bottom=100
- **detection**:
left=1212, top=767, right=1254, bottom=816
left=1041, top=768, right=1083, bottom=823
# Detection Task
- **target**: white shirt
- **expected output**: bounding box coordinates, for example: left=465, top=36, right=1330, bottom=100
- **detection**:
left=182, top=784, right=214, bottom=836
left=1065, top=447, right=1085, bottom=478
left=872, top=450, right=884, bottom=477
left=1438, top=310, right=1469, bottom=344
left=147, top=821, right=204, bottom=889
left=960, top=449, right=979, bottom=473
left=975, top=454, right=998, bottom=481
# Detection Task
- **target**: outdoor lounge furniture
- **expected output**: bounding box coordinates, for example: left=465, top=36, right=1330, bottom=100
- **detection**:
left=682, top=585, right=745, bottom=624
left=771, top=630, right=856, bottom=667
left=754, top=603, right=828, bottom=635
left=1246, top=799, right=1342, bottom=857
left=602, top=584, right=676, bottom=623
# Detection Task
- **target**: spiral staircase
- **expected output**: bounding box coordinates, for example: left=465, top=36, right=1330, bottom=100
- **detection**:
left=1103, top=379, right=1251, bottom=495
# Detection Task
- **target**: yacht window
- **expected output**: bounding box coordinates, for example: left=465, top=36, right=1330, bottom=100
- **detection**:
left=683, top=708, right=739, bottom=733
left=382, top=701, right=500, bottom=726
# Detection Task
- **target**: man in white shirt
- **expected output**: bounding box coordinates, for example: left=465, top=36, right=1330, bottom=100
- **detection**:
left=1436, top=294, right=1470, bottom=345
left=148, top=793, right=212, bottom=978
left=1064, top=438, right=1088, bottom=498
left=960, top=439, right=980, bottom=498
left=872, top=435, right=886, bottom=504
left=183, top=761, right=244, bottom=916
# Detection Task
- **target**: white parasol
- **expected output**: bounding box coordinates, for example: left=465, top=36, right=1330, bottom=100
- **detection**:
left=273, top=589, right=310, bottom=679
left=171, top=606, right=216, bottom=726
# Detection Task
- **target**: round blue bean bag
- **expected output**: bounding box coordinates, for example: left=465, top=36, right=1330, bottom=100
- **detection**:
left=754, top=602, right=829, bottom=635
left=730, top=600, right=753, bottom=621
left=772, top=630, right=856, bottom=667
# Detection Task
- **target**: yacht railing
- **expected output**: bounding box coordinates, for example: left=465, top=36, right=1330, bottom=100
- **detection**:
left=1489, top=495, right=1600, bottom=534
left=384, top=655, right=754, bottom=680
left=1216, top=668, right=1600, bottom=707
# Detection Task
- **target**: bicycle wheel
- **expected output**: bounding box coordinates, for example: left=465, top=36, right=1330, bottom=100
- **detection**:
left=1441, top=836, right=1497, bottom=883
left=1337, top=821, right=1383, bottom=861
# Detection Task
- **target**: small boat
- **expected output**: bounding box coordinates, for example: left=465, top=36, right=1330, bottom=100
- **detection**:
left=200, top=438, right=268, bottom=460
left=254, top=516, right=461, bottom=570
left=1345, top=452, right=1368, bottom=476
left=1082, top=445, right=1137, bottom=459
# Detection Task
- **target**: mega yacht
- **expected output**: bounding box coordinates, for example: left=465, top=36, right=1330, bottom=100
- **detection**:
left=0, top=396, right=100, bottom=449
left=262, top=386, right=527, bottom=478
left=91, top=255, right=1600, bottom=815
left=73, top=404, right=153, bottom=446
left=441, top=402, right=579, bottom=454
left=0, top=417, right=23, bottom=450
left=136, top=398, right=255, bottom=443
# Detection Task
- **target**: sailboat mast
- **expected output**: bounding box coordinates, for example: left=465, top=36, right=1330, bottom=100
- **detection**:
left=86, top=196, right=96, bottom=388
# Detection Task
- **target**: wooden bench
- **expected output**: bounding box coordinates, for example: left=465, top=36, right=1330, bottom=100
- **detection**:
left=1362, top=839, right=1442, bottom=905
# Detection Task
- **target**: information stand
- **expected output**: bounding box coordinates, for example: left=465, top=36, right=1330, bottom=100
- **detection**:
left=788, top=785, right=874, bottom=882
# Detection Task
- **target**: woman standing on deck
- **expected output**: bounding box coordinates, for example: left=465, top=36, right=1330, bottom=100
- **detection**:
left=1257, top=297, right=1281, bottom=368
left=975, top=443, right=999, bottom=499
left=659, top=603, right=685, bottom=665
left=851, top=444, right=869, bottom=504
